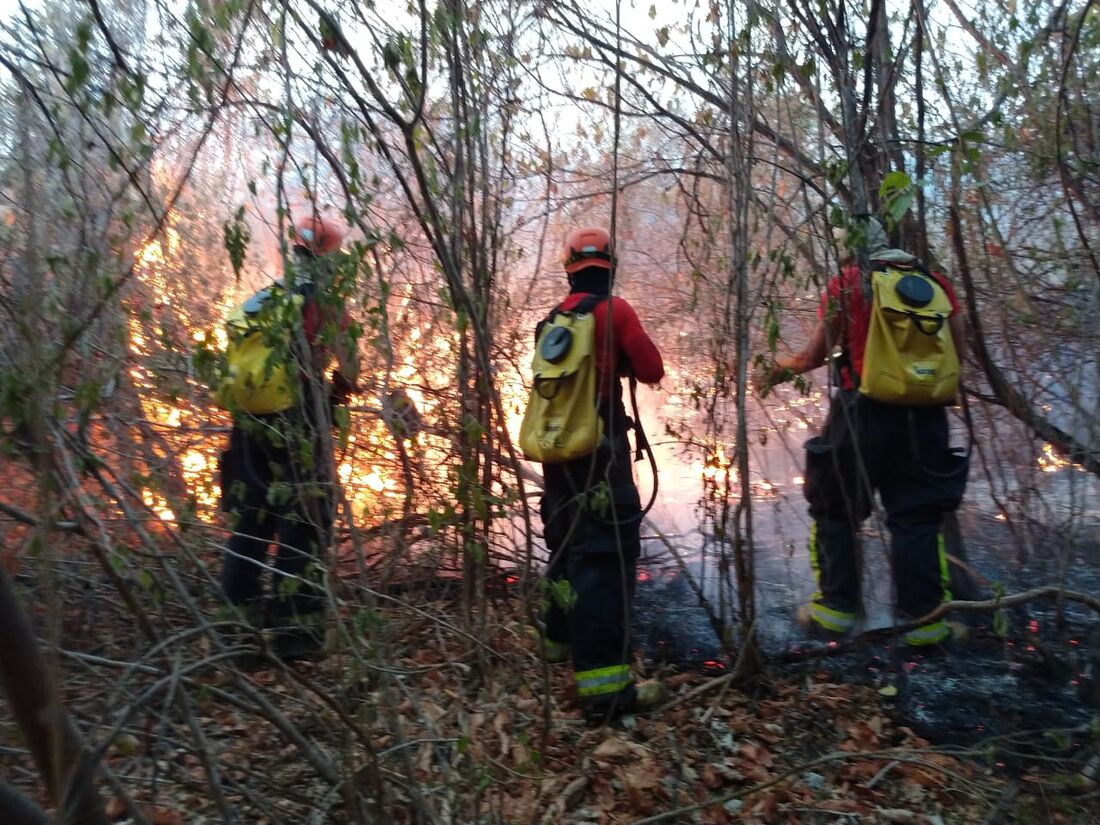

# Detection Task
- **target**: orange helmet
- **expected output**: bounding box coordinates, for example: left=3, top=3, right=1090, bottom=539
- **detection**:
left=293, top=215, right=344, bottom=256
left=563, top=227, right=614, bottom=274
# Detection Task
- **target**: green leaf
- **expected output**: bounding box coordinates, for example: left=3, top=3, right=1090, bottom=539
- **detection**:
left=879, top=171, right=914, bottom=226
left=878, top=170, right=911, bottom=198
left=648, top=4, right=656, bottom=18
left=657, top=26, right=670, bottom=47
left=223, top=211, right=251, bottom=279
left=67, top=49, right=90, bottom=92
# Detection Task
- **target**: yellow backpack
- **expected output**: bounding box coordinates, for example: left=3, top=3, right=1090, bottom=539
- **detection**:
left=216, top=283, right=311, bottom=415
left=519, top=295, right=604, bottom=463
left=860, top=266, right=959, bottom=406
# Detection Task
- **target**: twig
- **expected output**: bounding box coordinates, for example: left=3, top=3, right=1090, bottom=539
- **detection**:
left=539, top=775, right=589, bottom=825
left=865, top=759, right=901, bottom=789
left=981, top=780, right=1019, bottom=825
left=0, top=501, right=80, bottom=531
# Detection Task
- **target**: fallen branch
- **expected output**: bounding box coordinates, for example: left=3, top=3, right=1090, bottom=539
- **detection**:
left=0, top=500, right=80, bottom=531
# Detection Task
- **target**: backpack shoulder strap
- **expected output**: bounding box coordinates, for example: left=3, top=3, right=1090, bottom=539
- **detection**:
left=870, top=259, right=933, bottom=278
left=572, top=293, right=606, bottom=315
left=534, top=294, right=607, bottom=342
left=293, top=280, right=317, bottom=300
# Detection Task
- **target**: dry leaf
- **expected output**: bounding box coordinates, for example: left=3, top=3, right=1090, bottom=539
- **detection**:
left=592, top=735, right=648, bottom=764
left=622, top=758, right=663, bottom=814
left=844, top=720, right=881, bottom=750
left=739, top=741, right=774, bottom=768
left=417, top=741, right=433, bottom=774
left=701, top=762, right=723, bottom=789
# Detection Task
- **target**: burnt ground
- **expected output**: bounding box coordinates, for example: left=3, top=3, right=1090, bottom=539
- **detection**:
left=634, top=507, right=1100, bottom=792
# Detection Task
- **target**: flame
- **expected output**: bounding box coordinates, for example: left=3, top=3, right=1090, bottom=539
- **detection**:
left=1037, top=442, right=1071, bottom=473
left=142, top=488, right=176, bottom=522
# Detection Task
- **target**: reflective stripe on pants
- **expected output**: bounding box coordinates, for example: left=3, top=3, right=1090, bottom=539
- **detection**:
left=905, top=619, right=950, bottom=645
left=575, top=664, right=633, bottom=697
left=808, top=601, right=857, bottom=633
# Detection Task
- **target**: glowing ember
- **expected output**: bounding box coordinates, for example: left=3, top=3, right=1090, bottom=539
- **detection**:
left=701, top=444, right=733, bottom=485
left=1037, top=442, right=1071, bottom=473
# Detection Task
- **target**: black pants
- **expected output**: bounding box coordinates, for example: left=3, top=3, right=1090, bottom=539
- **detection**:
left=220, top=414, right=334, bottom=624
left=541, top=426, right=642, bottom=706
left=802, top=391, right=968, bottom=633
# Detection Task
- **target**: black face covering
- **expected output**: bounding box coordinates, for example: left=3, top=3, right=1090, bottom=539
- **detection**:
left=567, top=266, right=613, bottom=296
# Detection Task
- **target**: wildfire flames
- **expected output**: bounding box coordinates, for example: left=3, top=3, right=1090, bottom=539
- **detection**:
left=126, top=222, right=1086, bottom=539
left=128, top=225, right=468, bottom=529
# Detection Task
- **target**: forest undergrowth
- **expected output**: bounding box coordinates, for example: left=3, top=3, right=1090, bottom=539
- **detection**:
left=3, top=551, right=1098, bottom=825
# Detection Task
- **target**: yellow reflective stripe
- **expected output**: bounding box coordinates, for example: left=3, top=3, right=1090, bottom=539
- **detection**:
left=905, top=620, right=949, bottom=646
left=808, top=521, right=823, bottom=601
left=809, top=602, right=857, bottom=633
left=575, top=664, right=632, bottom=697
left=937, top=532, right=953, bottom=602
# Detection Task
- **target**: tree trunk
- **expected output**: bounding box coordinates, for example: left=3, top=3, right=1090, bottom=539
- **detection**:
left=0, top=566, right=110, bottom=825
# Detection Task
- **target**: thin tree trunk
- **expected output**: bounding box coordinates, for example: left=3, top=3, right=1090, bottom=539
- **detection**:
left=0, top=566, right=110, bottom=825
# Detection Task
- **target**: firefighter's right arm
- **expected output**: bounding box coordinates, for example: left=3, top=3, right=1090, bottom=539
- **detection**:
left=333, top=334, right=360, bottom=386
left=756, top=311, right=841, bottom=394
left=611, top=298, right=664, bottom=384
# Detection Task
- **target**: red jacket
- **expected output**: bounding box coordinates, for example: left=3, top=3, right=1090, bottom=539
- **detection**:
left=819, top=264, right=959, bottom=390
left=557, top=293, right=664, bottom=400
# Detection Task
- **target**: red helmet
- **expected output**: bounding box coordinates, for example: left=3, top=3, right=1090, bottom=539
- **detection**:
left=563, top=227, right=614, bottom=274
left=293, top=216, right=344, bottom=256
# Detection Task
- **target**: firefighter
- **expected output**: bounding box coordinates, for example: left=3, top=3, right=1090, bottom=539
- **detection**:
left=758, top=217, right=970, bottom=647
left=219, top=215, right=359, bottom=662
left=537, top=227, right=667, bottom=722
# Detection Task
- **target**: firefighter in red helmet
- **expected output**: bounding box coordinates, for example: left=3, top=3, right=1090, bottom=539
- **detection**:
left=218, top=213, right=359, bottom=662
left=536, top=226, right=668, bottom=722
